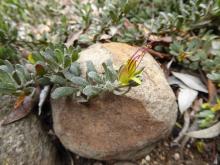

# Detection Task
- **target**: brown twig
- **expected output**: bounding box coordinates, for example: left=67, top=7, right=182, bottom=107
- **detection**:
left=207, top=79, right=217, bottom=104
left=146, top=48, right=170, bottom=59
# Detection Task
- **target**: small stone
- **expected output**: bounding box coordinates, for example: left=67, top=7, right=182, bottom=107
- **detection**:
left=187, top=144, right=191, bottom=148
left=145, top=155, right=151, bottom=161
left=160, top=155, right=165, bottom=160
left=93, top=162, right=103, bottom=165
left=113, top=162, right=136, bottom=165
left=153, top=161, right=158, bottom=165
left=164, top=142, right=169, bottom=147
left=141, top=159, right=147, bottom=165
left=174, top=153, right=180, bottom=160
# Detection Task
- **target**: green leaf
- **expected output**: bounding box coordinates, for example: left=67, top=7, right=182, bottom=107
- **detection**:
left=49, top=75, right=66, bottom=85
left=130, top=76, right=142, bottom=85
left=196, top=110, right=215, bottom=118
left=86, top=60, right=97, bottom=73
left=54, top=49, right=64, bottom=65
left=3, top=60, right=14, bottom=73
left=64, top=56, right=71, bottom=68
left=40, top=49, right=59, bottom=72
left=69, top=76, right=89, bottom=87
left=15, top=69, right=25, bottom=86
left=0, top=69, right=17, bottom=85
left=70, top=62, right=81, bottom=76
left=15, top=64, right=30, bottom=80
left=88, top=71, right=103, bottom=83
left=71, top=51, right=79, bottom=62
left=38, top=77, right=51, bottom=86
left=51, top=87, right=77, bottom=99
left=102, top=62, right=117, bottom=82
left=82, top=85, right=102, bottom=98
left=0, top=65, right=10, bottom=72
left=0, top=83, right=16, bottom=95
left=207, top=73, right=220, bottom=81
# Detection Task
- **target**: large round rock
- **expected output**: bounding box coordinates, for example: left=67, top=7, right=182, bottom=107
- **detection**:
left=0, top=96, right=58, bottom=165
left=52, top=43, right=177, bottom=160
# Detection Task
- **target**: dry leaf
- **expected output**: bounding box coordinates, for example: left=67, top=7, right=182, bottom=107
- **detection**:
left=178, top=87, right=198, bottom=114
left=14, top=94, right=25, bottom=109
left=100, top=34, right=112, bottom=40
left=187, top=121, right=220, bottom=138
left=172, top=72, right=208, bottom=93
left=109, top=26, right=118, bottom=36
left=65, top=30, right=83, bottom=48
left=168, top=76, right=187, bottom=88
left=2, top=95, right=35, bottom=125
left=38, top=85, right=50, bottom=115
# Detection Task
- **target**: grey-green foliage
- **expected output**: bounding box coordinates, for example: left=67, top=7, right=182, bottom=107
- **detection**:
left=31, top=45, right=79, bottom=74
left=0, top=14, right=19, bottom=62
left=196, top=109, right=216, bottom=128
left=0, top=60, right=34, bottom=96
left=169, top=36, right=220, bottom=82
left=147, top=0, right=220, bottom=33
left=74, top=0, right=220, bottom=44
left=51, top=59, right=118, bottom=100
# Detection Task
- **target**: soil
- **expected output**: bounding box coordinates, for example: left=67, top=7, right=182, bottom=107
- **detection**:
left=55, top=137, right=213, bottom=165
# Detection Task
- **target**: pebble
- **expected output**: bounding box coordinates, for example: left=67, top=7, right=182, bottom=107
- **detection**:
left=164, top=142, right=169, bottom=147
left=141, top=159, right=147, bottom=165
left=160, top=155, right=165, bottom=160
left=145, top=155, right=151, bottom=161
left=113, top=162, right=136, bottom=165
left=174, top=153, right=180, bottom=160
left=93, top=162, right=103, bottom=165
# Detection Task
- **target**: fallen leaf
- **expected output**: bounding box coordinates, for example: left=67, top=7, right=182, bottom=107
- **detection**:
left=166, top=58, right=174, bottom=69
left=100, top=34, right=112, bottom=40
left=14, top=94, right=25, bottom=109
left=172, top=72, right=208, bottom=93
left=2, top=88, right=40, bottom=125
left=178, top=87, right=198, bottom=114
left=186, top=121, right=220, bottom=138
left=109, top=26, right=118, bottom=36
left=65, top=30, right=83, bottom=48
left=38, top=85, right=50, bottom=115
left=123, top=18, right=135, bottom=29
left=168, top=76, right=187, bottom=88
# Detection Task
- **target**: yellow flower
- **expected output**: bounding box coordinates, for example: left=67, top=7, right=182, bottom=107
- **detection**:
left=211, top=99, right=220, bottom=112
left=118, top=47, right=147, bottom=86
left=27, top=54, right=36, bottom=64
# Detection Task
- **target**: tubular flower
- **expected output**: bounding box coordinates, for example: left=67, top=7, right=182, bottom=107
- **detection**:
left=118, top=47, right=147, bottom=86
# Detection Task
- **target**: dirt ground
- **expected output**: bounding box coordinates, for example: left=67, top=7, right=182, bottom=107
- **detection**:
left=65, top=138, right=214, bottom=165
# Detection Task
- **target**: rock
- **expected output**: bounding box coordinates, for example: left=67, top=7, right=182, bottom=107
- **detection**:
left=141, top=159, right=147, bottom=165
left=145, top=155, right=151, bottom=161
left=113, top=161, right=137, bottom=165
left=174, top=153, right=180, bottom=160
left=52, top=43, right=177, bottom=160
left=0, top=96, right=58, bottom=165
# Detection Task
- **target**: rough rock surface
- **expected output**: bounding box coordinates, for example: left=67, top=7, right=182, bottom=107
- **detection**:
left=0, top=96, right=58, bottom=165
left=52, top=43, right=177, bottom=160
